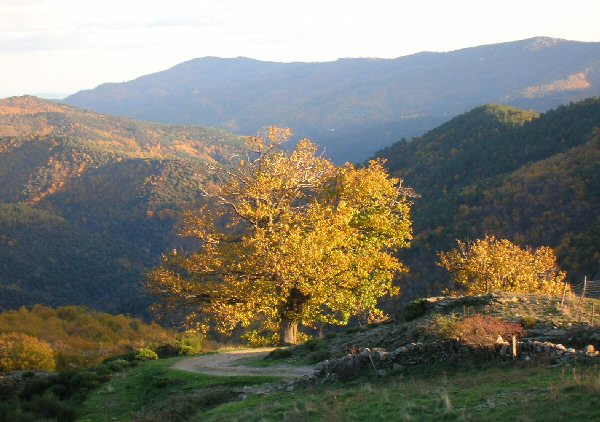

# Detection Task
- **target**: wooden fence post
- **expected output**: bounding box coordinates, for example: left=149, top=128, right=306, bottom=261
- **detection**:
left=560, top=280, right=568, bottom=309
left=511, top=335, right=517, bottom=359
left=575, top=276, right=587, bottom=321
left=591, top=303, right=595, bottom=326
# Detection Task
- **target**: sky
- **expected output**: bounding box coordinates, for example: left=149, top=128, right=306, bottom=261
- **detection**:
left=2, top=0, right=600, bottom=99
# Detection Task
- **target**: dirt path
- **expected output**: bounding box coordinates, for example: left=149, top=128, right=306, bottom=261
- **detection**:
left=171, top=348, right=314, bottom=379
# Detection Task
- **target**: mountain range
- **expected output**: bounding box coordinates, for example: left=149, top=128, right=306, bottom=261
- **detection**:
left=64, top=37, right=600, bottom=163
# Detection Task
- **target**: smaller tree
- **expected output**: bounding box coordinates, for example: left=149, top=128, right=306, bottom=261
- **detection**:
left=438, top=235, right=566, bottom=295
left=0, top=332, right=56, bottom=372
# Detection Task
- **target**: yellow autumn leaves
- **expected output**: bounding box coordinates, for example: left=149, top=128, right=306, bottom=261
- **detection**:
left=438, top=235, right=566, bottom=295
left=146, top=127, right=415, bottom=343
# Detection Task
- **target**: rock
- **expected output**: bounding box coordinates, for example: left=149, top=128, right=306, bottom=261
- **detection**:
left=555, top=344, right=566, bottom=351
left=393, top=346, right=408, bottom=354
left=378, top=351, right=391, bottom=361
left=585, top=345, right=595, bottom=354
left=566, top=348, right=577, bottom=354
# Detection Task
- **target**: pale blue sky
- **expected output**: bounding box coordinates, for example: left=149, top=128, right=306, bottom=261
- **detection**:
left=2, top=0, right=600, bottom=98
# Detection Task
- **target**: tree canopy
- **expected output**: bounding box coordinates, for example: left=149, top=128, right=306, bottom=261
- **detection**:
left=438, top=235, right=566, bottom=295
left=146, top=127, right=415, bottom=344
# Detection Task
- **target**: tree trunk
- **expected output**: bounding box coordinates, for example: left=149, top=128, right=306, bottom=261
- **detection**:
left=280, top=317, right=299, bottom=345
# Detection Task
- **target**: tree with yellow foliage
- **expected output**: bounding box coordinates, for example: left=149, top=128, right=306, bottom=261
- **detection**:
left=146, top=127, right=414, bottom=344
left=0, top=332, right=56, bottom=371
left=438, top=235, right=566, bottom=295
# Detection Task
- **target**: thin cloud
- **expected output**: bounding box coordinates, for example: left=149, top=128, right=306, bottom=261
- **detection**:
left=146, top=16, right=222, bottom=29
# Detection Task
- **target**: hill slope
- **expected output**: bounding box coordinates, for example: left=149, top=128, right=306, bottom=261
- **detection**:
left=377, top=98, right=600, bottom=297
left=64, top=37, right=600, bottom=162
left=0, top=96, right=242, bottom=313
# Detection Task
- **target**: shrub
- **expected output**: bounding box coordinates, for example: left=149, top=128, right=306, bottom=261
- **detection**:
left=459, top=314, right=524, bottom=348
left=242, top=330, right=280, bottom=347
left=429, top=314, right=461, bottom=341
left=106, top=359, right=131, bottom=372
left=68, top=371, right=101, bottom=392
left=149, top=376, right=173, bottom=389
left=402, top=299, right=429, bottom=321
left=0, top=398, right=32, bottom=422
left=103, top=351, right=136, bottom=362
left=521, top=315, right=538, bottom=328
left=344, top=326, right=364, bottom=334
left=266, top=348, right=293, bottom=360
left=303, top=338, right=323, bottom=351
left=155, top=344, right=179, bottom=358
left=132, top=388, right=236, bottom=421
left=135, top=348, right=158, bottom=361
left=0, top=333, right=56, bottom=372
left=19, top=377, right=54, bottom=400
left=26, top=392, right=76, bottom=422
left=307, top=349, right=331, bottom=363
left=294, top=337, right=332, bottom=362
left=176, top=331, right=208, bottom=355
left=430, top=314, right=524, bottom=350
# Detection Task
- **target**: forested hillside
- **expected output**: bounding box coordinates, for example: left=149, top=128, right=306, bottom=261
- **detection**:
left=2, top=95, right=599, bottom=315
left=0, top=96, right=242, bottom=313
left=64, top=37, right=600, bottom=163
left=378, top=98, right=600, bottom=297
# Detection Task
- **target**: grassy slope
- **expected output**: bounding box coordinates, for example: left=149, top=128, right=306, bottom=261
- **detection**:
left=77, top=357, right=278, bottom=422
left=73, top=293, right=600, bottom=421
left=203, top=361, right=600, bottom=422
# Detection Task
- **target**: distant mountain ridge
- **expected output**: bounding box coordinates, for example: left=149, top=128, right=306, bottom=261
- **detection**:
left=64, top=37, right=600, bottom=163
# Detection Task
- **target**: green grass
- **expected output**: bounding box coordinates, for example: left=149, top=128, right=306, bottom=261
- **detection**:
left=73, top=349, right=600, bottom=421
left=77, top=357, right=278, bottom=422
left=234, top=355, right=314, bottom=368
left=200, top=360, right=600, bottom=421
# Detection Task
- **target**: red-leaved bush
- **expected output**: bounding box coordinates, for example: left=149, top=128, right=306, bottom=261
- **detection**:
left=458, top=314, right=524, bottom=349
left=430, top=313, right=524, bottom=350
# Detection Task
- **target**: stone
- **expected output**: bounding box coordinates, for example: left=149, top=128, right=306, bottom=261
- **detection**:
left=378, top=351, right=391, bottom=361
left=555, top=344, right=566, bottom=351
left=566, top=348, right=577, bottom=354
left=585, top=345, right=595, bottom=354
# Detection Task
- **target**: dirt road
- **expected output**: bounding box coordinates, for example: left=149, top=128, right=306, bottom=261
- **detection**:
left=171, top=348, right=314, bottom=379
